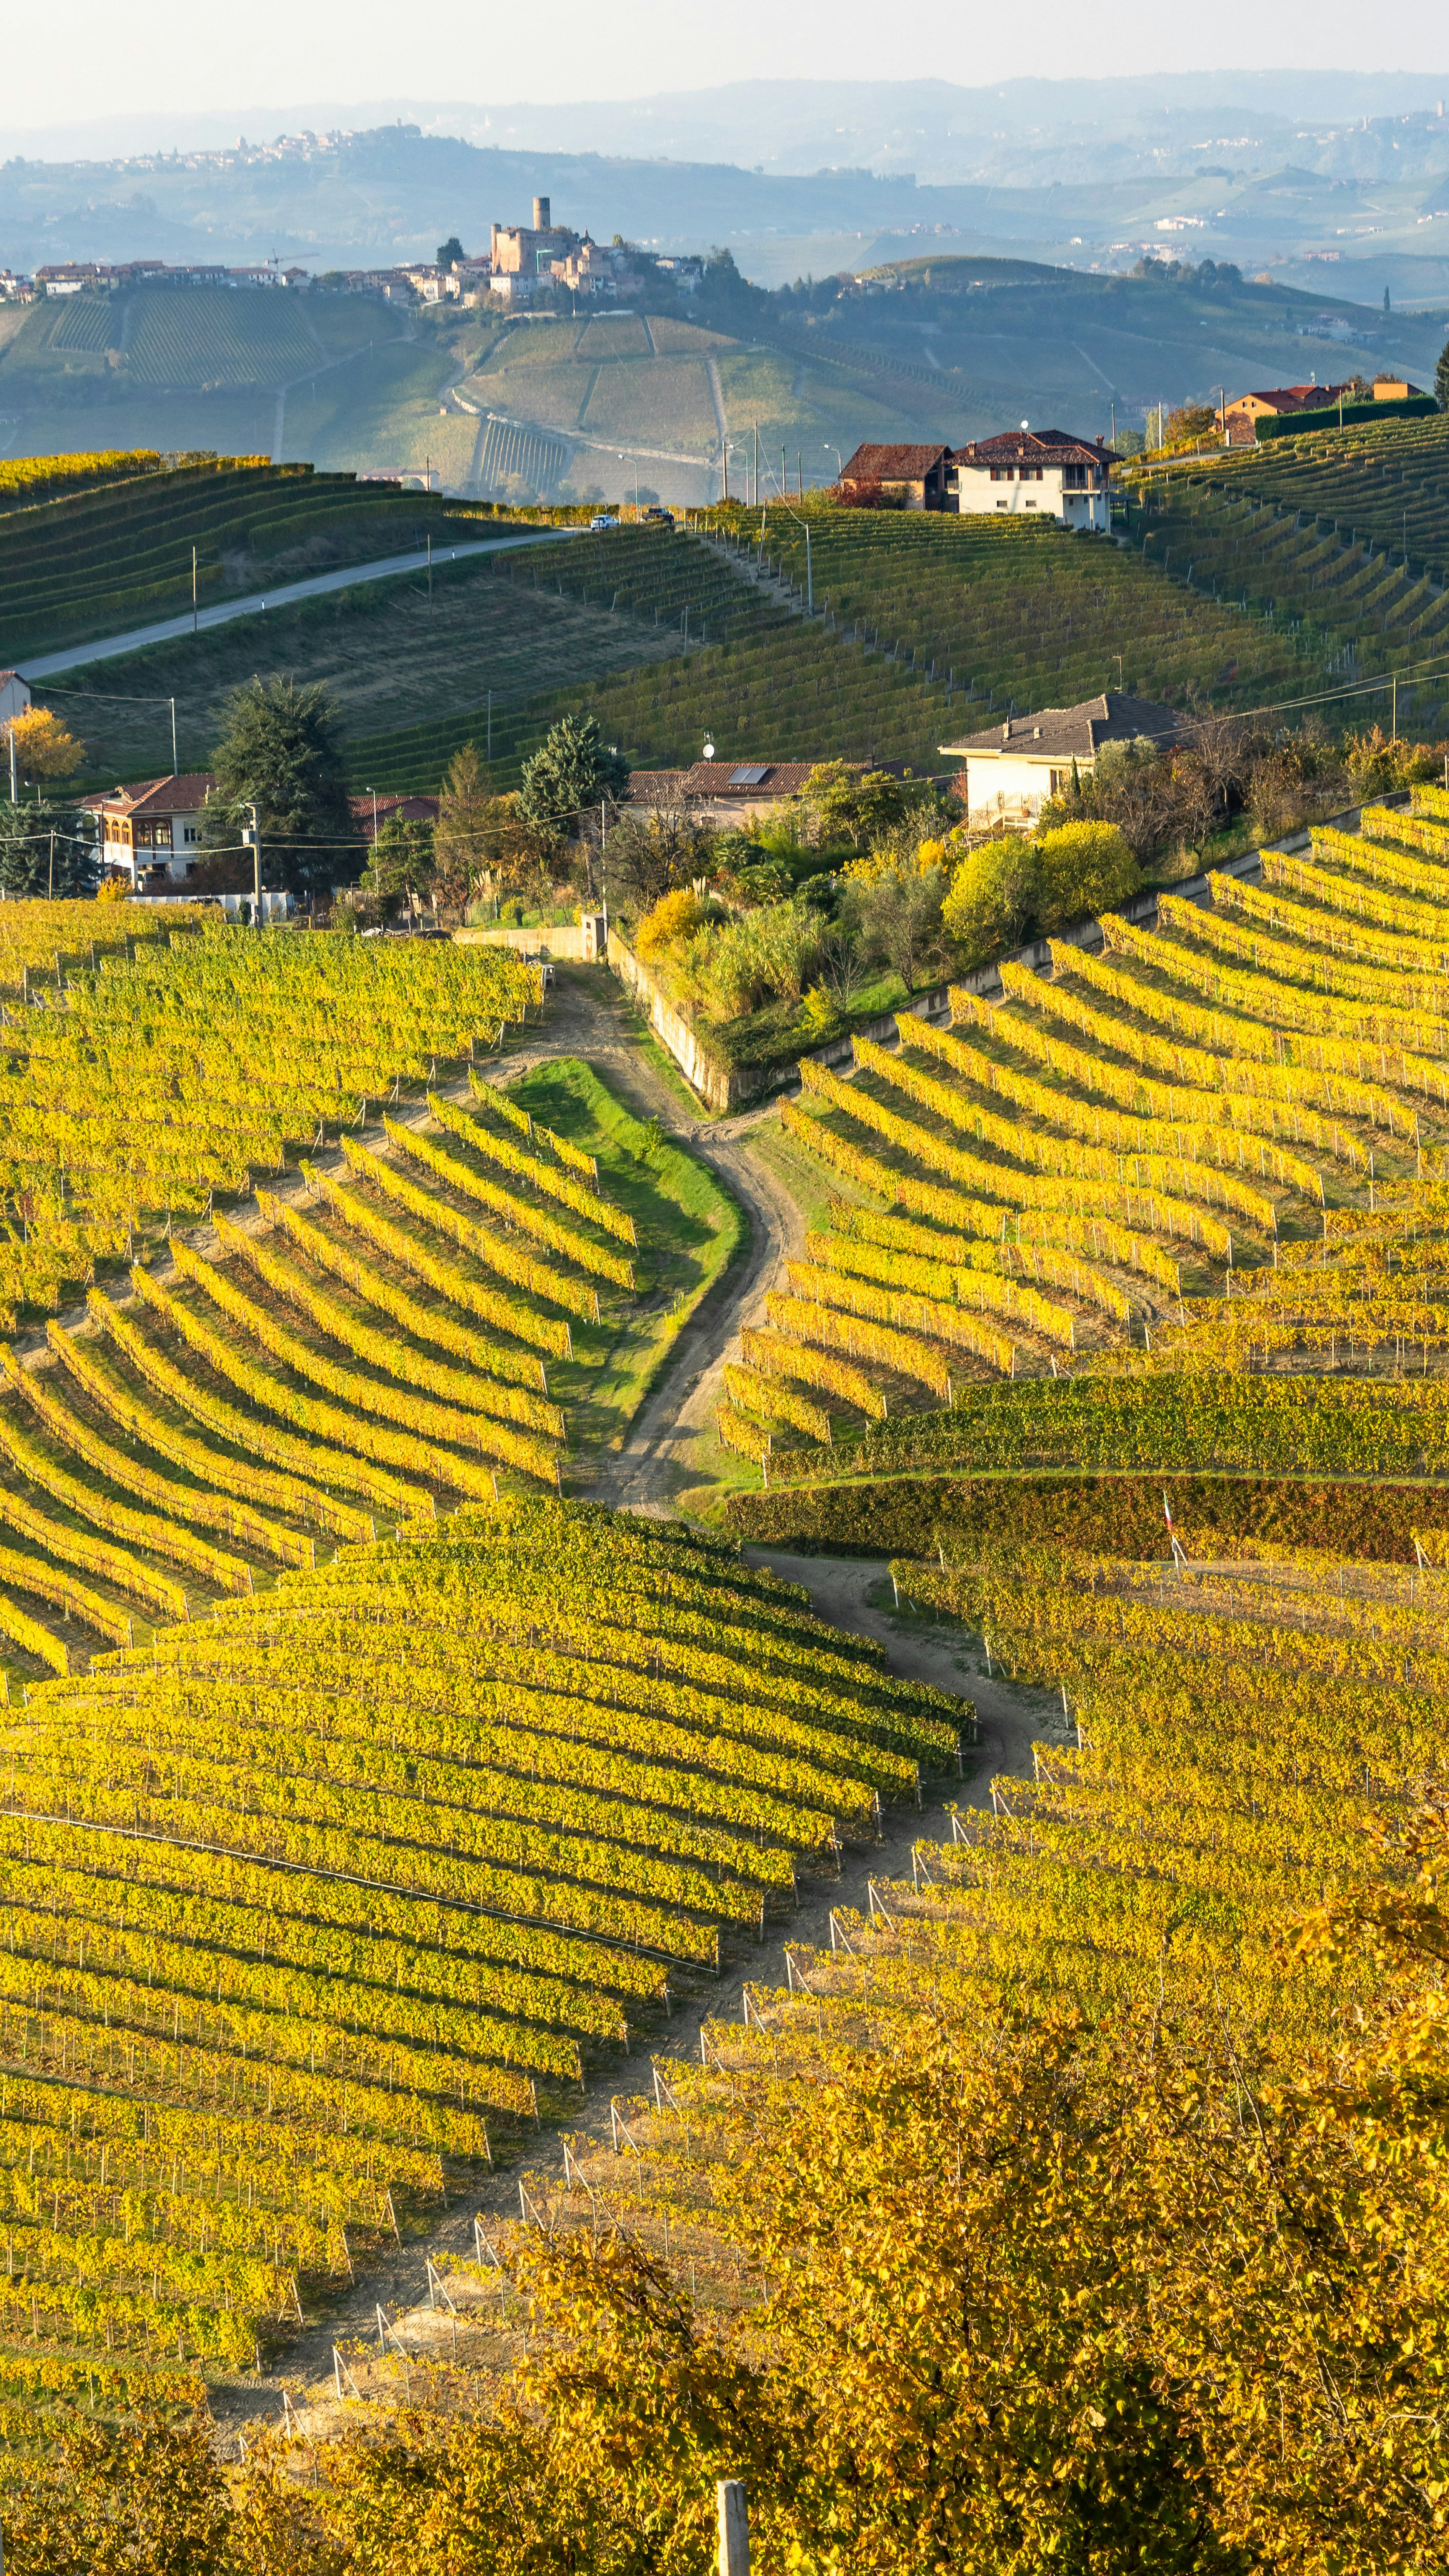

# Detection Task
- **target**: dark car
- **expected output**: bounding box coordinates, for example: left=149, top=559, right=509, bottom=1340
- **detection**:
left=641, top=506, right=675, bottom=525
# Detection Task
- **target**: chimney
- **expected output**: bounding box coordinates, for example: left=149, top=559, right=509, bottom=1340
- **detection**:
left=533, top=196, right=551, bottom=232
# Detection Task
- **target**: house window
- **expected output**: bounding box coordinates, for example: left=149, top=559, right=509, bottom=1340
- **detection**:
left=995, top=499, right=1008, bottom=509
left=1025, top=499, right=1036, bottom=509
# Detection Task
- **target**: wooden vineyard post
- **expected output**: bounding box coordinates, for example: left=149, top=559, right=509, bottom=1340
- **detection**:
left=717, top=2479, right=749, bottom=2576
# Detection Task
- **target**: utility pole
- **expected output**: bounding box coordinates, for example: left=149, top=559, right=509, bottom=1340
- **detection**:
left=797, top=449, right=802, bottom=497
left=754, top=419, right=759, bottom=509
left=7, top=727, right=15, bottom=805
left=1392, top=673, right=1398, bottom=738
left=47, top=830, right=54, bottom=898
left=805, top=522, right=812, bottom=613
left=245, top=801, right=262, bottom=926
left=717, top=2481, right=749, bottom=2576
left=170, top=698, right=178, bottom=776
left=192, top=544, right=198, bottom=634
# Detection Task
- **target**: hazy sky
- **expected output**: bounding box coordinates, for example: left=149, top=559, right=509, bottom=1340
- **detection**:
left=3, top=0, right=1447, bottom=136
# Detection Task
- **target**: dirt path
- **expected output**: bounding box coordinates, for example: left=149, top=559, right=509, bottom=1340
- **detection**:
left=211, top=1552, right=1049, bottom=2433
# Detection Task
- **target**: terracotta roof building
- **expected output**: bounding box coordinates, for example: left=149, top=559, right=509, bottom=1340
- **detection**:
left=350, top=792, right=439, bottom=846
left=836, top=444, right=954, bottom=510
left=1218, top=382, right=1357, bottom=443
left=950, top=430, right=1115, bottom=530
left=80, top=775, right=217, bottom=884
left=630, top=760, right=898, bottom=826
left=939, top=693, right=1183, bottom=821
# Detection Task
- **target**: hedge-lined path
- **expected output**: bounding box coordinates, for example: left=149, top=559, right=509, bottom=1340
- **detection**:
left=481, top=963, right=801, bottom=1512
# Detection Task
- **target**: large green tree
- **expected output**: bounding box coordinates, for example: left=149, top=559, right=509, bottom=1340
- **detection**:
left=517, top=715, right=630, bottom=849
left=199, top=677, right=358, bottom=902
left=0, top=798, right=100, bottom=898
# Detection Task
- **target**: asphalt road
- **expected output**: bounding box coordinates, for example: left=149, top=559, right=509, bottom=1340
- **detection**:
left=20, top=526, right=586, bottom=680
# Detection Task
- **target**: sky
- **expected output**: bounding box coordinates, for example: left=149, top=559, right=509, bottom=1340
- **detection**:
left=2, top=0, right=1447, bottom=141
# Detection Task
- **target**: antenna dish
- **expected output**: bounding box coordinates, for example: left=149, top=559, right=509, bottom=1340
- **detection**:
left=703, top=739, right=716, bottom=760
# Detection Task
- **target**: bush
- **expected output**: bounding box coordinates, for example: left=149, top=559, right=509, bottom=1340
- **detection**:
left=941, top=835, right=1040, bottom=967
left=1033, top=821, right=1140, bottom=931
left=635, top=886, right=705, bottom=964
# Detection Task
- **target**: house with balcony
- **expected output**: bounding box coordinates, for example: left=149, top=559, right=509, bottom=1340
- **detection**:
left=82, top=774, right=217, bottom=884
left=949, top=430, right=1115, bottom=530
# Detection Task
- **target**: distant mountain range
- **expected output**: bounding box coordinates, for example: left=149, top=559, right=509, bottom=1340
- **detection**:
left=5, top=80, right=1449, bottom=303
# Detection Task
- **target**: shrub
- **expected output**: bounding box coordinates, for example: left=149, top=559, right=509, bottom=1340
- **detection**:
left=1033, top=822, right=1140, bottom=931
left=941, top=835, right=1041, bottom=968
left=635, top=886, right=705, bottom=963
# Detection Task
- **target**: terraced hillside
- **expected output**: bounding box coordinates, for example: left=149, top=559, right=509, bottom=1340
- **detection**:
left=0, top=1494, right=965, bottom=2425
left=0, top=455, right=486, bottom=663
left=721, top=785, right=1449, bottom=1476
left=338, top=510, right=1320, bottom=795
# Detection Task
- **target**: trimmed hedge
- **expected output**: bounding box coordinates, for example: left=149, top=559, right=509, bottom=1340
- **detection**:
left=1256, top=395, right=1437, bottom=441
left=726, top=1470, right=1449, bottom=1564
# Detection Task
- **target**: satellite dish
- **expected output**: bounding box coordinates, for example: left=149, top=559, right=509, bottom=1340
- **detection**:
left=703, top=739, right=716, bottom=760
left=1020, top=419, right=1029, bottom=431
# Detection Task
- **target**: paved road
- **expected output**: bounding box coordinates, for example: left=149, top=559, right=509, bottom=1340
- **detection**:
left=20, top=527, right=586, bottom=680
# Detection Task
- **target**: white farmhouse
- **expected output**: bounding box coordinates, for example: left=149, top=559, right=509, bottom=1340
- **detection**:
left=949, top=428, right=1115, bottom=531
left=939, top=692, right=1183, bottom=824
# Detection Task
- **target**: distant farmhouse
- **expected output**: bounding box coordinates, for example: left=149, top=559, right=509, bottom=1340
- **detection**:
left=1216, top=375, right=1423, bottom=443
left=837, top=430, right=1114, bottom=529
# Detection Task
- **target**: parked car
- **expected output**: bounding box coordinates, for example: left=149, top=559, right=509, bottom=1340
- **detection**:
left=589, top=513, right=619, bottom=530
left=642, top=506, right=675, bottom=525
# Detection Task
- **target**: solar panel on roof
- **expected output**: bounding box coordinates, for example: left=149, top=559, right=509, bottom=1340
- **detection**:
left=728, top=764, right=770, bottom=786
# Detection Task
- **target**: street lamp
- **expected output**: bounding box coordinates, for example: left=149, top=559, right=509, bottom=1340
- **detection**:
left=824, top=444, right=841, bottom=478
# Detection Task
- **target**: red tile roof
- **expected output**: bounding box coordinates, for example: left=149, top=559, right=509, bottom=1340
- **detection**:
left=952, top=430, right=1116, bottom=468
left=838, top=443, right=952, bottom=483
left=80, top=774, right=217, bottom=817
left=349, top=792, right=439, bottom=843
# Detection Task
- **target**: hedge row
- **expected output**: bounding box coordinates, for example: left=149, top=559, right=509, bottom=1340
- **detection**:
left=725, top=1471, right=1449, bottom=1564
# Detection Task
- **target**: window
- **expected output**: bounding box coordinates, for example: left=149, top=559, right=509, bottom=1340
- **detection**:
left=1025, top=499, right=1036, bottom=509
left=995, top=499, right=1008, bottom=509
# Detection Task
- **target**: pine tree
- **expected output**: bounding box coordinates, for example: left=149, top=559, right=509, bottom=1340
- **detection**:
left=517, top=716, right=629, bottom=846
left=1436, top=337, right=1449, bottom=414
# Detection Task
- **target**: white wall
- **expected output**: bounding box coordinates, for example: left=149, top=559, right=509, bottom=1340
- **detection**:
left=963, top=752, right=1059, bottom=816
left=955, top=468, right=1108, bottom=531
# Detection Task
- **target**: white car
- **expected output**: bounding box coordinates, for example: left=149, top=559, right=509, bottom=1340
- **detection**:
left=589, top=513, right=619, bottom=530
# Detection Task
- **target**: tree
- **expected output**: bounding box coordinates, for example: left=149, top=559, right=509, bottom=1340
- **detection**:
left=797, top=760, right=915, bottom=852
left=432, top=742, right=495, bottom=909
left=517, top=715, right=629, bottom=848
left=601, top=802, right=715, bottom=916
left=2, top=706, right=85, bottom=786
left=199, top=677, right=358, bottom=900
left=1436, top=337, right=1449, bottom=412
left=358, top=812, right=434, bottom=921
left=844, top=858, right=950, bottom=990
left=0, top=799, right=100, bottom=898
left=1384, top=285, right=1392, bottom=313
left=436, top=235, right=466, bottom=269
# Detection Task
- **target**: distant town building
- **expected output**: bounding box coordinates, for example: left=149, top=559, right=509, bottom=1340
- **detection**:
left=939, top=693, right=1183, bottom=823
left=836, top=444, right=954, bottom=510
left=82, top=775, right=217, bottom=884
left=950, top=430, right=1114, bottom=531
left=0, top=272, right=34, bottom=303
left=34, top=259, right=303, bottom=295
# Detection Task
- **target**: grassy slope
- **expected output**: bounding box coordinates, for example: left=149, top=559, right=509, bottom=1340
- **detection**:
left=506, top=1054, right=745, bottom=1478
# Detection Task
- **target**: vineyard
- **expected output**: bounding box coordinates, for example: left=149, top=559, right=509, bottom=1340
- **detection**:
left=434, top=1521, right=1449, bottom=2574
left=0, top=1493, right=964, bottom=2430
left=1123, top=430, right=1449, bottom=738
left=342, top=502, right=1338, bottom=797
left=722, top=783, right=1449, bottom=1476
left=1, top=455, right=481, bottom=662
